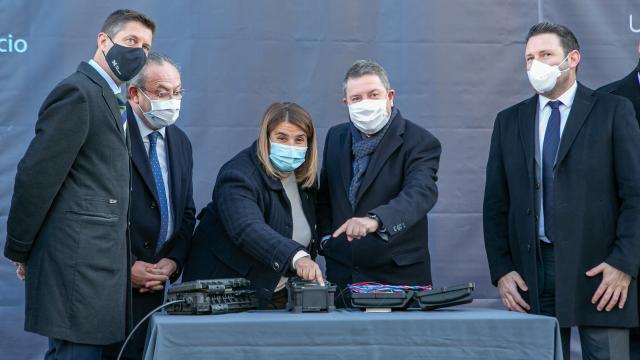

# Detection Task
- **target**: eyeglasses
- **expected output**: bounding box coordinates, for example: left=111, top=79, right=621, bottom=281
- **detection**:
left=140, top=87, right=185, bottom=100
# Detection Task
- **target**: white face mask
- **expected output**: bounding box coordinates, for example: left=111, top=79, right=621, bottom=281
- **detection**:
left=348, top=99, right=390, bottom=135
left=138, top=89, right=181, bottom=129
left=526, top=55, right=570, bottom=94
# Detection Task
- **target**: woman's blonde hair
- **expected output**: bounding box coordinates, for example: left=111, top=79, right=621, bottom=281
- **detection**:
left=256, top=102, right=318, bottom=188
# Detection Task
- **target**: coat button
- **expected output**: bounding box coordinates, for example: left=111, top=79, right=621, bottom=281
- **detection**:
left=150, top=201, right=156, bottom=209
left=535, top=182, right=540, bottom=190
left=535, top=215, right=539, bottom=222
left=273, top=262, right=280, bottom=271
left=144, top=241, right=150, bottom=249
left=526, top=208, right=531, bottom=215
left=527, top=243, right=531, bottom=252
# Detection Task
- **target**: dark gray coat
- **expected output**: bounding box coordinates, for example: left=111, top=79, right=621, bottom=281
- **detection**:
left=484, top=83, right=640, bottom=327
left=4, top=62, right=131, bottom=344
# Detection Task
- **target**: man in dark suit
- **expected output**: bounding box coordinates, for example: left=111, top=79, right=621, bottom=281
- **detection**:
left=598, top=44, right=640, bottom=359
left=599, top=49, right=640, bottom=127
left=3, top=9, right=155, bottom=360
left=317, top=60, right=441, bottom=292
left=484, top=22, right=640, bottom=359
left=104, top=53, right=195, bottom=359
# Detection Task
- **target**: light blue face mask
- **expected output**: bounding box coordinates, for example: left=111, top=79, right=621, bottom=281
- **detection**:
left=269, top=142, right=307, bottom=172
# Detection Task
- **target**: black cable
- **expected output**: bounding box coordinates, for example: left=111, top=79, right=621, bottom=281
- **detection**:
left=335, top=286, right=351, bottom=309
left=116, top=299, right=185, bottom=360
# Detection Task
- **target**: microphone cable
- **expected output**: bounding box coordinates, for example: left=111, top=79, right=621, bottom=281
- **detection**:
left=117, top=299, right=185, bottom=360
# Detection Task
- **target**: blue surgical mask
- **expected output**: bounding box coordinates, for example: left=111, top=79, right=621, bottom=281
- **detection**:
left=269, top=143, right=307, bottom=172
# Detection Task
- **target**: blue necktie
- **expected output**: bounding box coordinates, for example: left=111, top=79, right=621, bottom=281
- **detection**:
left=542, top=100, right=562, bottom=242
left=148, top=131, right=169, bottom=253
left=115, top=92, right=127, bottom=126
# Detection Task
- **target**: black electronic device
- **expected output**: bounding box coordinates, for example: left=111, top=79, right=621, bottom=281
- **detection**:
left=413, top=283, right=475, bottom=310
left=165, top=278, right=258, bottom=315
left=347, top=282, right=475, bottom=311
left=286, top=277, right=336, bottom=313
left=350, top=291, right=414, bottom=309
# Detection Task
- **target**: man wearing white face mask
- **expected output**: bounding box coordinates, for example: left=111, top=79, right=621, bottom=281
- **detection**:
left=104, top=52, right=196, bottom=360
left=317, top=60, right=441, bottom=295
left=484, top=22, right=640, bottom=360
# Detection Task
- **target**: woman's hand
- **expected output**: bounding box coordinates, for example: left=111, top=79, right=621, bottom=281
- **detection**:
left=294, top=257, right=325, bottom=286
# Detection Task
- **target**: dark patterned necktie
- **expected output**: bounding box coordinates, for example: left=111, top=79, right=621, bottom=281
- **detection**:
left=542, top=100, right=562, bottom=242
left=148, top=131, right=169, bottom=253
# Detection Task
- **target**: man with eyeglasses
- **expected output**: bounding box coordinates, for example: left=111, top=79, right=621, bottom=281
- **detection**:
left=4, top=9, right=154, bottom=360
left=104, top=52, right=195, bottom=360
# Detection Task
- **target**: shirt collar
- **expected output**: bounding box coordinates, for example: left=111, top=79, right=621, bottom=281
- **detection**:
left=88, top=59, right=121, bottom=95
left=538, top=80, right=578, bottom=111
left=132, top=107, right=166, bottom=140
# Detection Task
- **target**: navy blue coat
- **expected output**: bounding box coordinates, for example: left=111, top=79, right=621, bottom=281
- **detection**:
left=317, top=109, right=441, bottom=288
left=182, top=142, right=317, bottom=307
left=127, top=104, right=195, bottom=275
left=598, top=65, right=640, bottom=330
left=598, top=63, right=640, bottom=127
left=484, top=83, right=640, bottom=327
left=110, top=105, right=196, bottom=358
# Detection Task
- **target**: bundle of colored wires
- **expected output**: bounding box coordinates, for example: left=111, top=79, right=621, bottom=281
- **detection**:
left=348, top=282, right=433, bottom=294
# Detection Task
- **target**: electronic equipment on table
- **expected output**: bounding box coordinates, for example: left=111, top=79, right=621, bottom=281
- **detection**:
left=348, top=282, right=475, bottom=311
left=286, top=277, right=336, bottom=313
left=165, top=278, right=258, bottom=315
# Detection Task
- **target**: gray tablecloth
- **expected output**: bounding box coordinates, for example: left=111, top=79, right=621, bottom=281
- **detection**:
left=143, top=307, right=562, bottom=360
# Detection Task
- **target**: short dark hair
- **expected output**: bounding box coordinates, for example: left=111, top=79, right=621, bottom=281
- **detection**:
left=101, top=9, right=156, bottom=37
left=526, top=22, right=579, bottom=56
left=343, top=60, right=391, bottom=97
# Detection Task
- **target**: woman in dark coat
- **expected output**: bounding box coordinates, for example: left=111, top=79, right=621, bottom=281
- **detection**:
left=183, top=102, right=323, bottom=308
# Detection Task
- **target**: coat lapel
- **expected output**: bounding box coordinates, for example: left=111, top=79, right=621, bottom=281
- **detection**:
left=165, top=126, right=182, bottom=228
left=617, top=70, right=640, bottom=118
left=555, top=83, right=595, bottom=168
left=518, top=95, right=538, bottom=183
left=77, top=62, right=126, bottom=140
left=127, top=105, right=160, bottom=203
left=354, top=111, right=404, bottom=205
left=338, top=127, right=353, bottom=197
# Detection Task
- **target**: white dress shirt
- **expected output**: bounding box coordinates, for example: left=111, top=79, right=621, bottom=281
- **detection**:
left=537, top=80, right=577, bottom=240
left=133, top=110, right=174, bottom=242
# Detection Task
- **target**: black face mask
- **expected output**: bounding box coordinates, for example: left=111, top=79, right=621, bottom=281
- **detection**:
left=102, top=35, right=147, bottom=81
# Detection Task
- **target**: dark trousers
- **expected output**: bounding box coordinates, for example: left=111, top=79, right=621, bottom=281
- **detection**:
left=103, top=290, right=165, bottom=360
left=538, top=241, right=630, bottom=360
left=632, top=327, right=640, bottom=360
left=268, top=288, right=288, bottom=309
left=45, top=338, right=102, bottom=360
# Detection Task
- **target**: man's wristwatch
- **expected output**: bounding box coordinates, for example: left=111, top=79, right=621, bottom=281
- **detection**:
left=367, top=213, right=387, bottom=232
left=368, top=213, right=389, bottom=241
left=367, top=213, right=381, bottom=226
